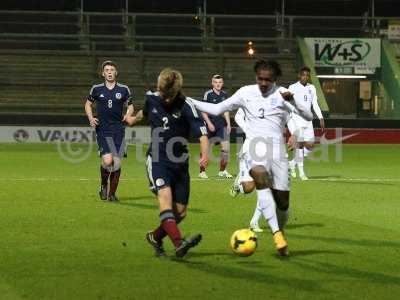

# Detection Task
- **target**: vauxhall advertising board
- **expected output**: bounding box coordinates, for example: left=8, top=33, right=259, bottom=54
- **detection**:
left=0, top=126, right=151, bottom=144
left=305, top=38, right=381, bottom=68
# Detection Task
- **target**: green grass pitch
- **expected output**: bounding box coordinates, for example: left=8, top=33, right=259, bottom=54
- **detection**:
left=0, top=143, right=399, bottom=299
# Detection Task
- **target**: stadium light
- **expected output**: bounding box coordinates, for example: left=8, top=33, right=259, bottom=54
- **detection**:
left=247, top=41, right=255, bottom=57
left=317, top=75, right=367, bottom=79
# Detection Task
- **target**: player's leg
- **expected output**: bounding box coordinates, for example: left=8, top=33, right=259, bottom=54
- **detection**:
left=287, top=120, right=298, bottom=178
left=108, top=129, right=125, bottom=201
left=249, top=195, right=263, bottom=233
left=97, top=129, right=113, bottom=200
left=249, top=165, right=280, bottom=235
left=145, top=158, right=171, bottom=256
left=172, top=164, right=202, bottom=257
left=269, top=156, right=291, bottom=256
left=199, top=132, right=213, bottom=179
left=217, top=127, right=233, bottom=178
left=250, top=164, right=288, bottom=256
left=231, top=152, right=254, bottom=196
left=297, top=125, right=314, bottom=180
left=272, top=189, right=290, bottom=230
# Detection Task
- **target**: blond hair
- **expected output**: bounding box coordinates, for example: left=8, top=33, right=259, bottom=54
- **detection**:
left=157, top=68, right=183, bottom=100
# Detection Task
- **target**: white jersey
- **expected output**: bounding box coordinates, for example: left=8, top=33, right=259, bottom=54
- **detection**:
left=288, top=81, right=323, bottom=128
left=191, top=84, right=313, bottom=161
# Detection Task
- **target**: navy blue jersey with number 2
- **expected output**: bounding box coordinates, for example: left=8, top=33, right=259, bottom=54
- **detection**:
left=143, top=91, right=207, bottom=164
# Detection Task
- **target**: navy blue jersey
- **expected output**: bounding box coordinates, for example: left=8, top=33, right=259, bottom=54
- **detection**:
left=143, top=91, right=207, bottom=164
left=88, top=82, right=133, bottom=130
left=202, top=89, right=228, bottom=128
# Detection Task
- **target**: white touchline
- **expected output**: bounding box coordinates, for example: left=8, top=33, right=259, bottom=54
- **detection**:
left=0, top=177, right=399, bottom=182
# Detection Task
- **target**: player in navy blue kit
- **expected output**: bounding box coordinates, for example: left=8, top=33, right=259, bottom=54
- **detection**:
left=199, top=75, right=233, bottom=179
left=126, top=68, right=209, bottom=258
left=84, top=60, right=134, bottom=202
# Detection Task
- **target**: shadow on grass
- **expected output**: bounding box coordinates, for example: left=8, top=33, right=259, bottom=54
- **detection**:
left=288, top=249, right=346, bottom=257
left=286, top=223, right=325, bottom=230
left=115, top=201, right=208, bottom=213
left=292, top=258, right=400, bottom=286
left=173, top=258, right=325, bottom=292
left=118, top=196, right=150, bottom=201
left=289, top=233, right=400, bottom=248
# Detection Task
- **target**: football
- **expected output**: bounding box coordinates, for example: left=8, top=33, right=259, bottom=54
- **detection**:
left=230, top=229, right=258, bottom=256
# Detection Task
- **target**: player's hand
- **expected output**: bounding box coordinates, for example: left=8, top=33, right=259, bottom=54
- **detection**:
left=124, top=115, right=135, bottom=126
left=226, top=124, right=231, bottom=135
left=199, top=154, right=209, bottom=169
left=89, top=117, right=99, bottom=127
left=280, top=91, right=294, bottom=101
left=320, top=119, right=325, bottom=134
left=208, top=123, right=215, bottom=132
left=122, top=114, right=129, bottom=123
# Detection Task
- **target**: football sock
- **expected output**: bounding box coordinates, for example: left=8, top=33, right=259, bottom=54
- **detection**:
left=100, top=165, right=110, bottom=187
left=219, top=150, right=229, bottom=171
left=257, top=188, right=279, bottom=234
left=276, top=208, right=289, bottom=230
left=296, top=148, right=305, bottom=176
left=158, top=209, right=182, bottom=248
left=289, top=158, right=296, bottom=167
left=153, top=214, right=184, bottom=243
left=238, top=183, right=245, bottom=194
left=250, top=200, right=262, bottom=226
left=109, top=168, right=121, bottom=196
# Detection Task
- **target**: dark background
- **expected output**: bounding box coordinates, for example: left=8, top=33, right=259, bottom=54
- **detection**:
left=0, top=0, right=399, bottom=16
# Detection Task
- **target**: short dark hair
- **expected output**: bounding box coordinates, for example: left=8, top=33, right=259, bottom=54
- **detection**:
left=299, top=66, right=311, bottom=74
left=254, top=59, right=282, bottom=78
left=212, top=74, right=223, bottom=79
left=101, top=60, right=118, bottom=71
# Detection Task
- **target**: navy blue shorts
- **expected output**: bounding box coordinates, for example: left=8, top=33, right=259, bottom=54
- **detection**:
left=96, top=127, right=125, bottom=156
left=208, top=125, right=228, bottom=144
left=146, top=155, right=190, bottom=205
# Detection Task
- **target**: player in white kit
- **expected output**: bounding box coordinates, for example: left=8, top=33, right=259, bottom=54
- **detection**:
left=230, top=108, right=262, bottom=231
left=190, top=60, right=313, bottom=256
left=287, top=66, right=325, bottom=180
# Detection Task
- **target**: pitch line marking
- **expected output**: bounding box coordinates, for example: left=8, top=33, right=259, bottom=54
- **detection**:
left=0, top=177, right=399, bottom=182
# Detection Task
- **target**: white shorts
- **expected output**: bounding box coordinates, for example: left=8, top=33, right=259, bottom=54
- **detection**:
left=240, top=151, right=290, bottom=191
left=287, top=118, right=315, bottom=143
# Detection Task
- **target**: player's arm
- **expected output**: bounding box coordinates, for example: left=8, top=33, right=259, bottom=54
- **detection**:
left=189, top=88, right=244, bottom=116
left=282, top=100, right=313, bottom=121
left=279, top=88, right=313, bottom=121
left=122, top=88, right=135, bottom=122
left=126, top=96, right=149, bottom=126
left=224, top=111, right=231, bottom=134
left=84, top=88, right=98, bottom=127
left=184, top=99, right=209, bottom=166
left=201, top=93, right=215, bottom=132
left=311, top=86, right=325, bottom=132
left=125, top=110, right=143, bottom=126
left=201, top=112, right=215, bottom=132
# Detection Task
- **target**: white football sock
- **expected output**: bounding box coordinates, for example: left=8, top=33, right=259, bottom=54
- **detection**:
left=256, top=188, right=279, bottom=233
left=238, top=183, right=245, bottom=194
left=276, top=208, right=289, bottom=229
left=296, top=148, right=305, bottom=176
left=250, top=200, right=262, bottom=226
left=304, top=148, right=312, bottom=157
